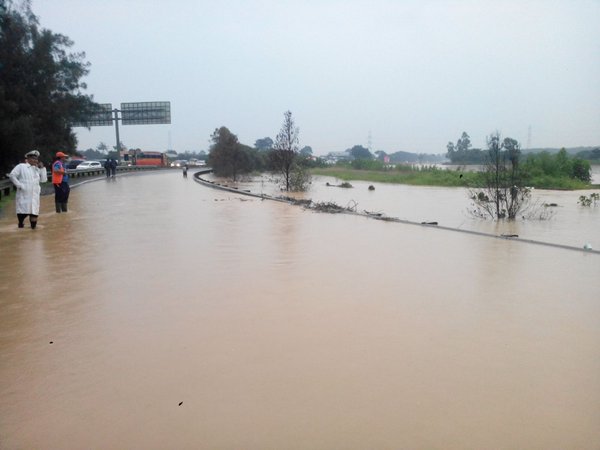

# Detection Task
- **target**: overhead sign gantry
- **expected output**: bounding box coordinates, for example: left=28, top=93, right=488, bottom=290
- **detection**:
left=72, top=101, right=171, bottom=155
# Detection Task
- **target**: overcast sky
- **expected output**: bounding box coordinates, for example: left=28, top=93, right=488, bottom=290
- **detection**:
left=34, top=0, right=600, bottom=155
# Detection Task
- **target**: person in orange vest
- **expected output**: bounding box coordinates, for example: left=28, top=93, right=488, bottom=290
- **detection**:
left=52, top=152, right=70, bottom=213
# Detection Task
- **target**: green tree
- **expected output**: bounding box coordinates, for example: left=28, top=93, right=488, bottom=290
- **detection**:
left=445, top=132, right=488, bottom=164
left=208, top=126, right=250, bottom=181
left=0, top=0, right=96, bottom=175
left=254, top=137, right=273, bottom=151
left=299, top=146, right=313, bottom=157
left=456, top=132, right=471, bottom=154
left=348, top=145, right=372, bottom=160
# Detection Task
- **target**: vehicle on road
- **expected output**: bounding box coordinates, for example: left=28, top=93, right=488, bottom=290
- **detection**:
left=66, top=159, right=85, bottom=169
left=134, top=152, right=169, bottom=166
left=76, top=161, right=103, bottom=170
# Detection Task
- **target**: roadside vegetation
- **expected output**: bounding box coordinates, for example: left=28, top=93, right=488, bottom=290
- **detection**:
left=312, top=164, right=480, bottom=187
left=1, top=1, right=97, bottom=176
left=312, top=145, right=593, bottom=191
left=208, top=110, right=314, bottom=191
left=311, top=133, right=595, bottom=220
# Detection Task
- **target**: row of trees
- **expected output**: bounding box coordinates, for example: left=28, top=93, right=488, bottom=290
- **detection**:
left=1, top=0, right=96, bottom=175
left=208, top=111, right=314, bottom=191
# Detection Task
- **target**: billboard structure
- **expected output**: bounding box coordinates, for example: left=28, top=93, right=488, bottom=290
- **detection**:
left=71, top=103, right=113, bottom=127
left=71, top=101, right=171, bottom=155
left=121, top=102, right=171, bottom=125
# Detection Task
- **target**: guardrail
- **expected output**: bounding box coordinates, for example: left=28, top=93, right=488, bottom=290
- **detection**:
left=1, top=165, right=168, bottom=202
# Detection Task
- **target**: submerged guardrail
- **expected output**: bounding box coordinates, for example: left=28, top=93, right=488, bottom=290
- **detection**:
left=193, top=169, right=599, bottom=255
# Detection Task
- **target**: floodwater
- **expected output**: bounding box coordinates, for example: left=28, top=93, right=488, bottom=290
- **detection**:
left=1, top=170, right=599, bottom=449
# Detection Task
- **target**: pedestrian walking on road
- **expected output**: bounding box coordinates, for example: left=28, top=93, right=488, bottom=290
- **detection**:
left=52, top=151, right=70, bottom=213
left=104, top=159, right=111, bottom=178
left=110, top=159, right=117, bottom=178
left=8, top=150, right=47, bottom=229
left=182, top=164, right=188, bottom=178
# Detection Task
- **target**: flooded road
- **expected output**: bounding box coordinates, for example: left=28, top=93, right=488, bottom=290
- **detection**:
left=1, top=170, right=599, bottom=449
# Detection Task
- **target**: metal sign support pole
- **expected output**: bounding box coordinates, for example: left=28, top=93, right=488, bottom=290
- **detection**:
left=113, top=108, right=121, bottom=159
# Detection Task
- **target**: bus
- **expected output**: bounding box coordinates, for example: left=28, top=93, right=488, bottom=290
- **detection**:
left=133, top=152, right=168, bottom=166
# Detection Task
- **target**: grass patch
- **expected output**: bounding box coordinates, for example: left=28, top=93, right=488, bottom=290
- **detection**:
left=311, top=166, right=593, bottom=190
left=311, top=166, right=478, bottom=187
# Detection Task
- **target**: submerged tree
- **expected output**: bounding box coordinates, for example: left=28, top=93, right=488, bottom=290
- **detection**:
left=0, top=0, right=96, bottom=174
left=469, top=132, right=531, bottom=220
left=269, top=110, right=310, bottom=191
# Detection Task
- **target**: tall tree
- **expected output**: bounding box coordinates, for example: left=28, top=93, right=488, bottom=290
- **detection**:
left=456, top=132, right=471, bottom=153
left=0, top=0, right=96, bottom=174
left=208, top=126, right=249, bottom=181
left=270, top=110, right=300, bottom=191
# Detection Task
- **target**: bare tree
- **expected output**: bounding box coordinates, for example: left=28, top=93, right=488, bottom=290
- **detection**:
left=270, top=111, right=300, bottom=191
left=469, top=132, right=531, bottom=220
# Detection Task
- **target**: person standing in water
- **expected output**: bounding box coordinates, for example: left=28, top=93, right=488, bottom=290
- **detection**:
left=52, top=151, right=70, bottom=213
left=8, top=150, right=47, bottom=229
left=104, top=159, right=111, bottom=178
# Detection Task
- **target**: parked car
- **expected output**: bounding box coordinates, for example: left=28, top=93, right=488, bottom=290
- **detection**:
left=76, top=161, right=103, bottom=170
left=66, top=159, right=85, bottom=169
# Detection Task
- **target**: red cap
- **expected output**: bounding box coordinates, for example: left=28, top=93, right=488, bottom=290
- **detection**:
left=56, top=152, right=68, bottom=158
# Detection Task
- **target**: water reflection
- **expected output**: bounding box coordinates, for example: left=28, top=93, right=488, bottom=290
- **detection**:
left=1, top=171, right=599, bottom=449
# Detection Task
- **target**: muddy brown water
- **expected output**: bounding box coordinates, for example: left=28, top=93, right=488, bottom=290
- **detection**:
left=1, top=171, right=599, bottom=449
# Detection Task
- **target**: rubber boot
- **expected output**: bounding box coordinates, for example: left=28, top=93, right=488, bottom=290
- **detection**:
left=55, top=202, right=62, bottom=213
left=60, top=203, right=68, bottom=212
left=30, top=221, right=37, bottom=229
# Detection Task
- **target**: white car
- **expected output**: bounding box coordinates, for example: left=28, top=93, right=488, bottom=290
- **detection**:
left=76, top=161, right=103, bottom=170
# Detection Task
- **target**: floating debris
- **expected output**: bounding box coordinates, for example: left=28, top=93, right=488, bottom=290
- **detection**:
left=325, top=182, right=353, bottom=188
left=311, top=202, right=346, bottom=213
left=368, top=185, right=375, bottom=191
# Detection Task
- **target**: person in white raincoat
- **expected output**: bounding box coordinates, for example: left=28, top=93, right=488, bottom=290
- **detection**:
left=8, top=150, right=48, bottom=229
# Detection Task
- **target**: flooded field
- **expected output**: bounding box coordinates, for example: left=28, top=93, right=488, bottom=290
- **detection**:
left=1, top=170, right=599, bottom=449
